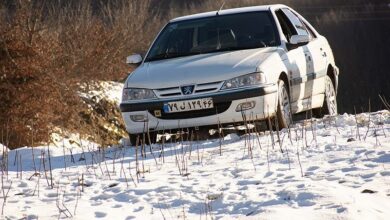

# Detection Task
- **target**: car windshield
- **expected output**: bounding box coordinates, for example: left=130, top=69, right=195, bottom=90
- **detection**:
left=145, top=11, right=279, bottom=62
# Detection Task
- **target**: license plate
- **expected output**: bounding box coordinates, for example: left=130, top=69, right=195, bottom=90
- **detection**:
left=163, top=98, right=214, bottom=113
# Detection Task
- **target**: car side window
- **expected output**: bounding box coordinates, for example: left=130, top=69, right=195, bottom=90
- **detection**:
left=290, top=10, right=317, bottom=39
left=301, top=20, right=317, bottom=39
left=275, top=9, right=296, bottom=42
left=281, top=9, right=309, bottom=37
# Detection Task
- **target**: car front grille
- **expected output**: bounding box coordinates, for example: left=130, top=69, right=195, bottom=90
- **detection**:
left=154, top=81, right=223, bottom=98
left=148, top=101, right=231, bottom=120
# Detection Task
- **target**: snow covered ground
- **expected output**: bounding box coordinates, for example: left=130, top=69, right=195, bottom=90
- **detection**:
left=1, top=111, right=389, bottom=219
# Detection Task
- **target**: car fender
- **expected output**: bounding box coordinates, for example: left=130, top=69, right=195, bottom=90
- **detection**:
left=256, top=48, right=290, bottom=87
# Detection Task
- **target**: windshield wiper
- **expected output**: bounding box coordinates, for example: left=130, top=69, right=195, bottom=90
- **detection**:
left=206, top=46, right=259, bottom=53
left=145, top=52, right=175, bottom=62
left=146, top=45, right=270, bottom=62
left=146, top=51, right=203, bottom=62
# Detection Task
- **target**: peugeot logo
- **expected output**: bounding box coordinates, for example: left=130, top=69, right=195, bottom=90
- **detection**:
left=180, top=85, right=195, bottom=95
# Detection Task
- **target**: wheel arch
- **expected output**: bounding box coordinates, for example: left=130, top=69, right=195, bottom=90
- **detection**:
left=276, top=71, right=293, bottom=128
left=278, top=71, right=289, bottom=93
left=326, top=64, right=338, bottom=94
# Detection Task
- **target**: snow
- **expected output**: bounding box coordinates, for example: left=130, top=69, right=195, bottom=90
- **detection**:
left=1, top=111, right=389, bottom=219
left=78, top=81, right=123, bottom=104
left=0, top=143, right=8, bottom=155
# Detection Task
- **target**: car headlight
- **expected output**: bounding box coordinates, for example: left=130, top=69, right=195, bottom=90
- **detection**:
left=221, top=72, right=266, bottom=90
left=122, top=88, right=157, bottom=101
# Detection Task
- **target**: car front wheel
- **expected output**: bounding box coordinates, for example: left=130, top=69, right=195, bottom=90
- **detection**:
left=129, top=132, right=157, bottom=146
left=276, top=80, right=293, bottom=129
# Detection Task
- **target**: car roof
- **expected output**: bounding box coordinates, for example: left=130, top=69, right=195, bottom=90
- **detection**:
left=170, top=4, right=288, bottom=23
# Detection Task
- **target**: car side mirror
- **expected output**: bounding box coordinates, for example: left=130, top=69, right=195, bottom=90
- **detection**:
left=126, top=54, right=143, bottom=65
left=289, top=35, right=310, bottom=45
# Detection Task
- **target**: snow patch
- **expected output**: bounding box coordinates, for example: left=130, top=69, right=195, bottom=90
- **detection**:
left=79, top=81, right=123, bottom=104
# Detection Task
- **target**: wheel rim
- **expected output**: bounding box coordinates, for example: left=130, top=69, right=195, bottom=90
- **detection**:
left=279, top=85, right=292, bottom=126
left=325, top=78, right=337, bottom=116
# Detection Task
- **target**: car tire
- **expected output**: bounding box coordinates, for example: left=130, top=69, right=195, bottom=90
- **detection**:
left=129, top=132, right=157, bottom=146
left=129, top=133, right=138, bottom=146
left=313, top=75, right=338, bottom=118
left=276, top=80, right=293, bottom=129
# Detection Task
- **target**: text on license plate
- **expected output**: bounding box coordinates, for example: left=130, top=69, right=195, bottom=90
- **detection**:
left=163, top=98, right=214, bottom=113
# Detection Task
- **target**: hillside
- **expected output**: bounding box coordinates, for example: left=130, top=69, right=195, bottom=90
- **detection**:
left=1, top=0, right=389, bottom=148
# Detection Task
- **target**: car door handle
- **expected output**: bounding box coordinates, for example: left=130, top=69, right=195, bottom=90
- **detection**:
left=305, top=53, right=312, bottom=61
left=320, top=48, right=327, bottom=57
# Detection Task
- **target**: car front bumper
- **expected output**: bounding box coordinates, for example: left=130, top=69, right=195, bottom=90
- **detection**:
left=120, top=85, right=278, bottom=134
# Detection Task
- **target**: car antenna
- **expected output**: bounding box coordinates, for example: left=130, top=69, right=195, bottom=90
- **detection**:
left=216, top=1, right=225, bottom=15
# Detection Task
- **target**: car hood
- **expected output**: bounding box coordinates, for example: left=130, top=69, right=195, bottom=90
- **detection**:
left=126, top=47, right=276, bottom=89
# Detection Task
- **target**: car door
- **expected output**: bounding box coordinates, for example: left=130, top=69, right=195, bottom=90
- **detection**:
left=283, top=9, right=328, bottom=104
left=300, top=19, right=328, bottom=99
left=275, top=9, right=308, bottom=110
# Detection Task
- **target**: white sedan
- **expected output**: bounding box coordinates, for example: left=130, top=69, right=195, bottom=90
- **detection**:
left=120, top=4, right=339, bottom=144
